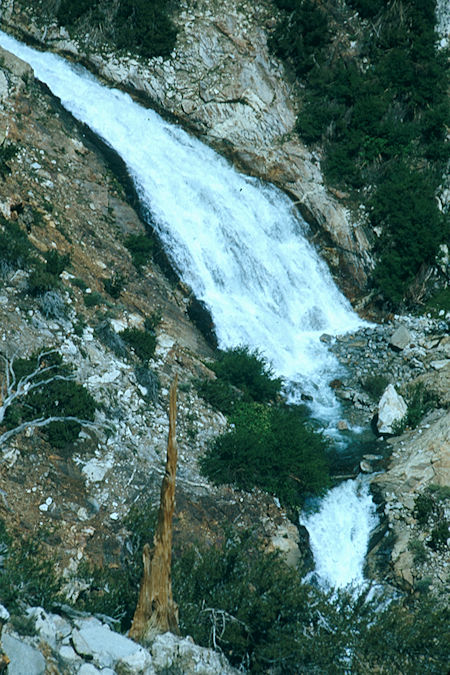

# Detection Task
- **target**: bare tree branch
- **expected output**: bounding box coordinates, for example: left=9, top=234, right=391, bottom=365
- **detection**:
left=0, top=350, right=104, bottom=448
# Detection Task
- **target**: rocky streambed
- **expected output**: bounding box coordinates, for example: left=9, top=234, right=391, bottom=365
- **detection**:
left=323, top=315, right=450, bottom=593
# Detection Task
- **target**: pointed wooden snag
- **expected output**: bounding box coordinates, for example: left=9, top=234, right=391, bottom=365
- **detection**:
left=129, top=374, right=180, bottom=646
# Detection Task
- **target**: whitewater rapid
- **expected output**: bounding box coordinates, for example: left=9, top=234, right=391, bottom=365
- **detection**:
left=0, top=31, right=377, bottom=587
left=0, top=30, right=363, bottom=421
left=300, top=478, right=379, bottom=589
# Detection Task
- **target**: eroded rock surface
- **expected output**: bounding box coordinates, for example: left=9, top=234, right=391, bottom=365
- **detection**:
left=1, top=0, right=373, bottom=297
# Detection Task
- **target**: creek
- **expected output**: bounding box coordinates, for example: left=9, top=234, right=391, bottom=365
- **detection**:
left=0, top=30, right=378, bottom=588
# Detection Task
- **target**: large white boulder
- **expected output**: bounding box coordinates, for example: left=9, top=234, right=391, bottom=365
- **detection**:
left=377, top=384, right=407, bottom=435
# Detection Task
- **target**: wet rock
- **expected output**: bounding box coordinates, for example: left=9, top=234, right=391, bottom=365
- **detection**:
left=376, top=385, right=407, bottom=435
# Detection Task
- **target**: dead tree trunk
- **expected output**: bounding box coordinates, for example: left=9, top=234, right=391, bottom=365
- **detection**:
left=129, top=374, right=179, bottom=645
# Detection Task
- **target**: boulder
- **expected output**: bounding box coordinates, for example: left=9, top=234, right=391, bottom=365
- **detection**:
left=377, top=384, right=407, bottom=435
left=389, top=325, right=412, bottom=351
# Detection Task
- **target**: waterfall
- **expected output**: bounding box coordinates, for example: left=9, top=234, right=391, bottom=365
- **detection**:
left=0, top=31, right=377, bottom=587
left=300, top=478, right=378, bottom=589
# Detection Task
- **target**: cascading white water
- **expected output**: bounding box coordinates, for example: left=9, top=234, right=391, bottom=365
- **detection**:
left=300, top=478, right=378, bottom=588
left=0, top=31, right=377, bottom=586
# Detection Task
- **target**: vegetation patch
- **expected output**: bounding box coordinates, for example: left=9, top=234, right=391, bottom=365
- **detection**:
left=3, top=349, right=97, bottom=448
left=120, top=323, right=157, bottom=361
left=124, top=233, right=154, bottom=271
left=51, top=0, right=179, bottom=58
left=200, top=402, right=330, bottom=508
left=270, top=0, right=449, bottom=306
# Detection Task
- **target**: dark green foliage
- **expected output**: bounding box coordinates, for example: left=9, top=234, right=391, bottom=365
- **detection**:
left=0, top=520, right=62, bottom=610
left=115, top=0, right=177, bottom=58
left=120, top=325, right=156, bottom=361
left=210, top=347, right=282, bottom=404
left=402, top=382, right=438, bottom=429
left=270, top=0, right=330, bottom=76
left=54, top=0, right=178, bottom=59
left=124, top=233, right=154, bottom=270
left=56, top=0, right=92, bottom=26
left=27, top=249, right=69, bottom=297
left=187, top=298, right=218, bottom=349
left=428, top=520, right=449, bottom=552
left=196, top=377, right=239, bottom=416
left=414, top=493, right=436, bottom=525
left=271, top=0, right=449, bottom=305
left=83, top=290, right=104, bottom=307
left=44, top=249, right=70, bottom=276
left=0, top=218, right=33, bottom=272
left=174, top=531, right=313, bottom=672
left=3, top=350, right=97, bottom=448
left=27, top=264, right=60, bottom=296
left=361, top=374, right=389, bottom=400
left=201, top=402, right=330, bottom=507
left=407, top=538, right=427, bottom=564
left=103, top=272, right=125, bottom=299
left=0, top=141, right=18, bottom=179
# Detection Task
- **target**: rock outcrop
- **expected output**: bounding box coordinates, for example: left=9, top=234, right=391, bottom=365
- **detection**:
left=1, top=0, right=374, bottom=298
left=1, top=606, right=238, bottom=674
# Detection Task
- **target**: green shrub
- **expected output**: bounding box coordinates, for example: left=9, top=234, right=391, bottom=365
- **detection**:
left=120, top=325, right=156, bottom=361
left=196, top=377, right=239, bottom=416
left=361, top=374, right=390, bottom=400
left=44, top=249, right=70, bottom=276
left=0, top=520, right=62, bottom=610
left=3, top=350, right=97, bottom=448
left=270, top=0, right=449, bottom=306
left=187, top=298, right=218, bottom=349
left=407, top=538, right=427, bottom=564
left=103, top=272, right=125, bottom=299
left=414, top=493, right=437, bottom=525
left=210, top=347, right=282, bottom=404
left=124, top=233, right=154, bottom=270
left=115, top=0, right=178, bottom=58
left=200, top=402, right=329, bottom=507
left=27, top=265, right=60, bottom=296
left=94, top=320, right=128, bottom=358
left=428, top=520, right=449, bottom=552
left=0, top=141, right=18, bottom=179
left=0, top=218, right=34, bottom=272
left=403, top=382, right=438, bottom=429
left=83, top=291, right=104, bottom=307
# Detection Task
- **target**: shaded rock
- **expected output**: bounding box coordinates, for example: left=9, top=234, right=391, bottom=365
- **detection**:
left=377, top=384, right=407, bottom=435
left=389, top=325, right=412, bottom=351
left=151, top=632, right=238, bottom=674
left=2, top=633, right=46, bottom=675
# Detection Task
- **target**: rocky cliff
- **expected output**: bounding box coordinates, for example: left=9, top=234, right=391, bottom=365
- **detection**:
left=1, top=0, right=374, bottom=300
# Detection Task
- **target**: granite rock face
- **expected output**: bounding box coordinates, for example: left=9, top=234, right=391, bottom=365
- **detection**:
left=1, top=0, right=373, bottom=296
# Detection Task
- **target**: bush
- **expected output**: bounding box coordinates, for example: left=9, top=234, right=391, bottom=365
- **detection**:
left=0, top=141, right=18, bottom=179
left=27, top=265, right=59, bottom=296
left=44, top=249, right=70, bottom=276
left=0, top=520, right=62, bottom=610
left=200, top=402, right=330, bottom=507
left=403, top=382, right=437, bottom=429
left=361, top=374, right=390, bottom=400
left=83, top=291, right=104, bottom=308
left=120, top=325, right=156, bottom=361
left=124, top=233, right=154, bottom=270
left=3, top=350, right=97, bottom=448
left=0, top=218, right=34, bottom=272
left=103, top=272, right=125, bottom=299
left=196, top=377, right=239, bottom=416
left=38, top=289, right=66, bottom=319
left=210, top=347, right=282, bottom=404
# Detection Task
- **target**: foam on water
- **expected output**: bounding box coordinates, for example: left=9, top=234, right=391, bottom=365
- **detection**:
left=0, top=30, right=364, bottom=421
left=0, top=31, right=378, bottom=586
